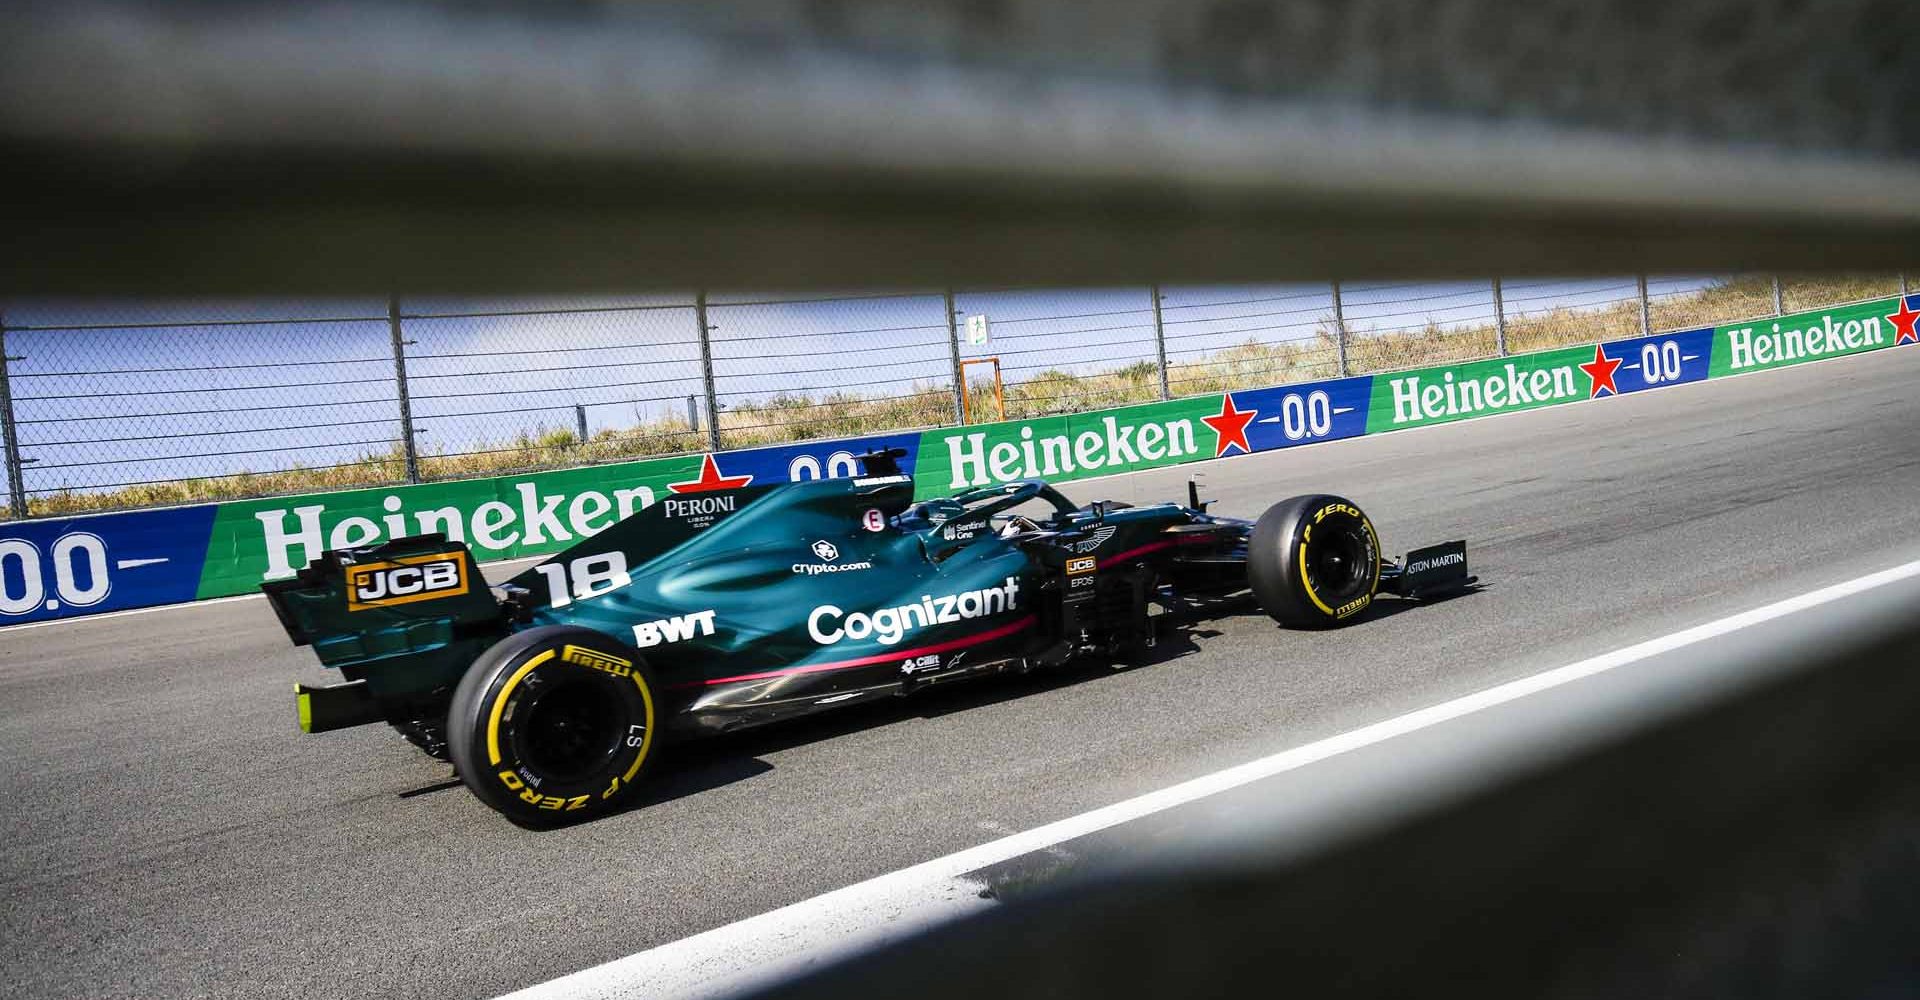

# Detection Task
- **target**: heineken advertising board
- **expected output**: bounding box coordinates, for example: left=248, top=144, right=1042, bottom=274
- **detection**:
left=4, top=295, right=1914, bottom=624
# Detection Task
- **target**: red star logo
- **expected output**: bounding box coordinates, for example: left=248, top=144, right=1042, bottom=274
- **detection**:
left=1580, top=344, right=1624, bottom=398
left=667, top=454, right=754, bottom=493
left=1888, top=297, right=1920, bottom=346
left=1202, top=393, right=1257, bottom=457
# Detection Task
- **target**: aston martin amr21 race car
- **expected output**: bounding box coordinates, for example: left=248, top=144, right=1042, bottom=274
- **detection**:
left=266, top=449, right=1473, bottom=825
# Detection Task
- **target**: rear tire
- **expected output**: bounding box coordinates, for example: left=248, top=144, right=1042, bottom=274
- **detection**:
left=1247, top=494, right=1382, bottom=629
left=447, top=625, right=660, bottom=826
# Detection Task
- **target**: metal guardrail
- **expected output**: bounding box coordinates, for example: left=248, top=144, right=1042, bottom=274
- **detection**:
left=740, top=567, right=1920, bottom=998
left=0, top=276, right=1904, bottom=518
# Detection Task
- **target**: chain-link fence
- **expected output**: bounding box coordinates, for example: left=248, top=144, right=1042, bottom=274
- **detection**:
left=1, top=273, right=1908, bottom=519
left=706, top=291, right=957, bottom=444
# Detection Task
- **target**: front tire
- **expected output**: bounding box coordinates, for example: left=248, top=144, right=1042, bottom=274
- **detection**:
left=1247, top=494, right=1382, bottom=629
left=446, top=625, right=660, bottom=826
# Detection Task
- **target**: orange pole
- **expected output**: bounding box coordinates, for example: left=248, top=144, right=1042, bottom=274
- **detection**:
left=958, top=357, right=1005, bottom=424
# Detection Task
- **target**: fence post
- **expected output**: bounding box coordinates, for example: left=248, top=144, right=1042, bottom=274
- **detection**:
left=1150, top=284, right=1170, bottom=400
left=387, top=296, right=420, bottom=484
left=1771, top=274, right=1785, bottom=316
left=1900, top=272, right=1909, bottom=299
left=575, top=404, right=588, bottom=446
left=1491, top=277, right=1508, bottom=357
left=0, top=311, right=26, bottom=519
left=1637, top=275, right=1651, bottom=335
left=696, top=291, right=721, bottom=451
left=1331, top=281, right=1349, bottom=377
left=945, top=289, right=965, bottom=424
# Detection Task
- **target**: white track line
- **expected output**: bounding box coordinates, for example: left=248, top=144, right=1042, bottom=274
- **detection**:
left=501, top=555, right=1920, bottom=1000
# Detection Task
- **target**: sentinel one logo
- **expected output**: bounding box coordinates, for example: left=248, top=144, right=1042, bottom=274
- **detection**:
left=808, top=577, right=1021, bottom=646
left=1389, top=363, right=1577, bottom=424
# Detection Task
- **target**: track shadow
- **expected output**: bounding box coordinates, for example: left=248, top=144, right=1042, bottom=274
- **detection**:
left=396, top=777, right=464, bottom=799
left=584, top=584, right=1484, bottom=822
left=602, top=592, right=1279, bottom=810
left=1341, top=581, right=1488, bottom=627
left=627, top=753, right=778, bottom=809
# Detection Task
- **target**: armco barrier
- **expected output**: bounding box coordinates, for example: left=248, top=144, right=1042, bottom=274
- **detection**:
left=3, top=295, right=1915, bottom=626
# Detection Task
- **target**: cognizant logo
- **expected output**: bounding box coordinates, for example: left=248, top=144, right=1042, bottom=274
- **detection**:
left=808, top=577, right=1021, bottom=646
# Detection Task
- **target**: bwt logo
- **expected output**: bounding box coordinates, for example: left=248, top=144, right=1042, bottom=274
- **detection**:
left=632, top=609, right=718, bottom=648
left=345, top=554, right=468, bottom=611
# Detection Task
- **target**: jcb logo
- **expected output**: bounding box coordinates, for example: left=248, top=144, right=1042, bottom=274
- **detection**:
left=345, top=553, right=468, bottom=611
left=1065, top=556, right=1096, bottom=575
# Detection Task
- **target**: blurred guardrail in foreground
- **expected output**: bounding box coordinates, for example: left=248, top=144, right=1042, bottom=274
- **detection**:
left=4, top=1, right=1920, bottom=990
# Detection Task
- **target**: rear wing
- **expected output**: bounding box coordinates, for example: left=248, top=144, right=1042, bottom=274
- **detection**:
left=262, top=535, right=510, bottom=728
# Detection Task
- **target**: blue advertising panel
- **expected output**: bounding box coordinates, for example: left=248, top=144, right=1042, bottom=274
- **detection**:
left=1597, top=327, right=1714, bottom=396
left=1232, top=375, right=1375, bottom=453
left=720, top=432, right=923, bottom=484
left=0, top=504, right=218, bottom=625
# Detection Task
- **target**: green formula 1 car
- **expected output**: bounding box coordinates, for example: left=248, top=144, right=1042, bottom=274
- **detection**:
left=265, top=450, right=1472, bottom=825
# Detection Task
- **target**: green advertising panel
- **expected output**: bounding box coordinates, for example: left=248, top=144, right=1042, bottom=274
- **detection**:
left=1364, top=344, right=1605, bottom=432
left=124, top=290, right=1920, bottom=618
left=1708, top=296, right=1906, bottom=378
left=913, top=395, right=1234, bottom=499
left=196, top=452, right=701, bottom=598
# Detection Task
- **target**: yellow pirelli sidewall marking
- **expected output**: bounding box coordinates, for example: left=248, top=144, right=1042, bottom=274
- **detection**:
left=624, top=672, right=656, bottom=782
left=487, top=649, right=556, bottom=766
left=296, top=685, right=313, bottom=733
left=1365, top=517, right=1382, bottom=596
left=1298, top=506, right=1383, bottom=617
left=561, top=644, right=633, bottom=675
left=1298, top=541, right=1335, bottom=616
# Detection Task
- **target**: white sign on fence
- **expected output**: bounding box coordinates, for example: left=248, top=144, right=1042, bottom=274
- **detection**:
left=965, top=314, right=991, bottom=346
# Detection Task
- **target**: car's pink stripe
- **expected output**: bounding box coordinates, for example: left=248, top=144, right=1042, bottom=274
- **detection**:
left=1097, top=532, right=1212, bottom=568
left=682, top=614, right=1039, bottom=688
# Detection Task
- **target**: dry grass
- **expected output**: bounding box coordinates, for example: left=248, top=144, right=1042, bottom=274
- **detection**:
left=26, top=274, right=1900, bottom=517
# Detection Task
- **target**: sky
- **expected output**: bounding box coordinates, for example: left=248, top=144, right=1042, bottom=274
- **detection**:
left=2, top=277, right=1722, bottom=502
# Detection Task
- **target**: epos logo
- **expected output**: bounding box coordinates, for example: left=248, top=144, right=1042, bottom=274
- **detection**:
left=344, top=553, right=468, bottom=611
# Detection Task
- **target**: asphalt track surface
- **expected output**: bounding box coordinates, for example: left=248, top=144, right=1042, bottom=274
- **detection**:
left=5, top=345, right=1920, bottom=1000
